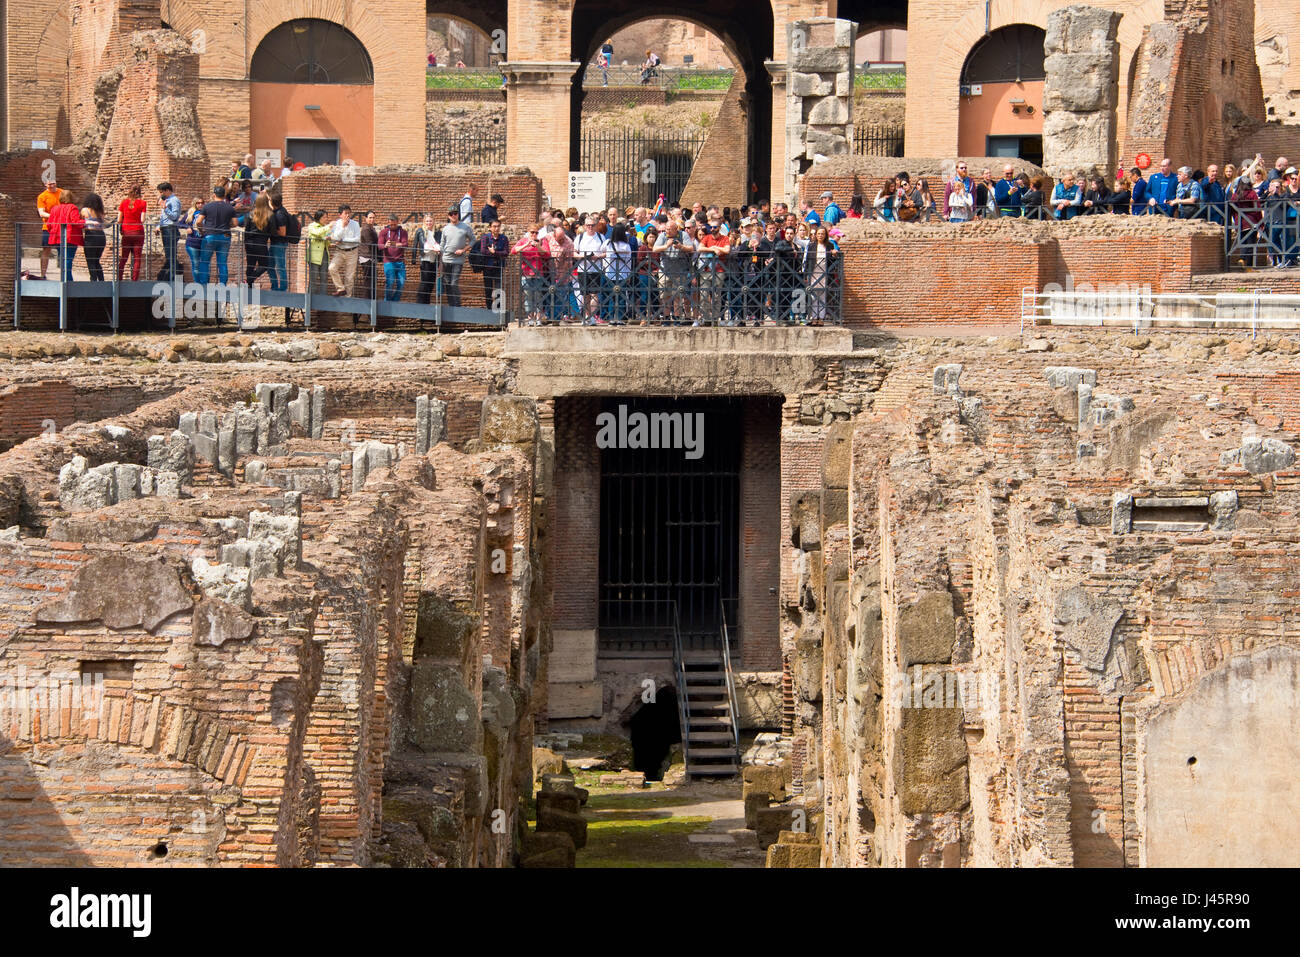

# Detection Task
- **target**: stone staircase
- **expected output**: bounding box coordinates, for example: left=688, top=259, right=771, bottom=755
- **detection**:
left=681, top=651, right=739, bottom=777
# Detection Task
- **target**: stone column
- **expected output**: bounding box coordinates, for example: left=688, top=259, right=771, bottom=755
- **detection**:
left=785, top=18, right=857, bottom=204
left=766, top=61, right=789, bottom=204
left=503, top=62, right=580, bottom=205
left=1042, top=5, right=1121, bottom=179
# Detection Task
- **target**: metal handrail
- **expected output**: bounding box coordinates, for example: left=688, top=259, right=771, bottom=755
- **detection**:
left=716, top=586, right=740, bottom=758
left=668, top=598, right=691, bottom=772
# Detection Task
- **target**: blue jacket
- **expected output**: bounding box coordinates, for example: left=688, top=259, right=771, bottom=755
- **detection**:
left=1147, top=172, right=1177, bottom=214
left=1130, top=177, right=1150, bottom=214
left=1051, top=182, right=1083, bottom=220
left=994, top=177, right=1022, bottom=215
left=1201, top=179, right=1226, bottom=224
left=823, top=202, right=843, bottom=225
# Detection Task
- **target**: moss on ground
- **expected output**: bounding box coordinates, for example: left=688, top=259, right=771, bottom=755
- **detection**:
left=578, top=814, right=721, bottom=868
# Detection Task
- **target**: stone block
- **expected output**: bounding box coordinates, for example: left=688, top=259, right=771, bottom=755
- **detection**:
left=536, top=790, right=581, bottom=816
left=790, top=47, right=851, bottom=74
left=191, top=431, right=218, bottom=466
left=742, top=764, right=787, bottom=801
left=898, top=591, right=957, bottom=667
left=533, top=747, right=565, bottom=782
left=245, top=460, right=267, bottom=485
left=535, top=806, right=587, bottom=849
left=547, top=681, right=603, bottom=719
left=36, top=554, right=193, bottom=631
left=480, top=395, right=539, bottom=449
left=789, top=72, right=832, bottom=97
left=896, top=706, right=968, bottom=814
left=821, top=419, right=853, bottom=488
left=932, top=363, right=963, bottom=395
left=1043, top=53, right=1117, bottom=112
left=1111, top=492, right=1133, bottom=534
left=744, top=789, right=773, bottom=828
left=520, top=830, right=575, bottom=868
left=754, top=805, right=801, bottom=849
left=415, top=592, right=478, bottom=661
left=409, top=661, right=483, bottom=753
left=248, top=510, right=301, bottom=569
left=767, top=841, right=822, bottom=868
left=790, top=490, right=821, bottom=550
left=190, top=556, right=252, bottom=609
left=1043, top=366, right=1097, bottom=390
left=217, top=427, right=236, bottom=475
left=806, top=96, right=850, bottom=126
left=1045, top=4, right=1120, bottom=56
left=310, top=386, right=326, bottom=439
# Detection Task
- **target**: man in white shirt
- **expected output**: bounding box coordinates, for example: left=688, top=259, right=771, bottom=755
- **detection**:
left=328, top=204, right=362, bottom=296
left=459, top=186, right=476, bottom=224
left=574, top=219, right=610, bottom=323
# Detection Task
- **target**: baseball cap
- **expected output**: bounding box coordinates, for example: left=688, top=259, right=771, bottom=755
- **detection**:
left=820, top=190, right=833, bottom=199
left=448, top=205, right=461, bottom=216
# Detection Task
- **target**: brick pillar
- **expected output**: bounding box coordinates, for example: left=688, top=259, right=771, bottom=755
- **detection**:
left=373, top=1, right=427, bottom=164
left=740, top=397, right=782, bottom=671
left=766, top=60, right=787, bottom=204
left=504, top=62, right=579, bottom=205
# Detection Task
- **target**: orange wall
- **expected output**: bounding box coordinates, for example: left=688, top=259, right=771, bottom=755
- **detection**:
left=249, top=83, right=375, bottom=167
left=957, top=80, right=1043, bottom=156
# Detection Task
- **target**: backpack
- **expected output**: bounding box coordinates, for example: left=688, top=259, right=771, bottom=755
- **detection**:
left=469, top=235, right=488, bottom=273
left=283, top=210, right=302, bottom=242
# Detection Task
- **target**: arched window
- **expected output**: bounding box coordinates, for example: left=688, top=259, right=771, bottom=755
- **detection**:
left=251, top=19, right=374, bottom=84
left=961, top=24, right=1046, bottom=85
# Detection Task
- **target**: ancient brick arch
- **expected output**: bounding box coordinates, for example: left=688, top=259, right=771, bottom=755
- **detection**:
left=909, top=0, right=1162, bottom=158
left=565, top=2, right=775, bottom=198
left=426, top=0, right=509, bottom=46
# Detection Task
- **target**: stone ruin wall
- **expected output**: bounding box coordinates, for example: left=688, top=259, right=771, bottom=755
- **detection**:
left=1, top=325, right=1299, bottom=866
left=774, top=332, right=1300, bottom=867
left=0, top=342, right=550, bottom=867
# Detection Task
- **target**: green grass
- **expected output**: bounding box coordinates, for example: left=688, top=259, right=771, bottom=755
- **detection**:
left=855, top=71, right=906, bottom=90
left=668, top=72, right=734, bottom=92
left=578, top=814, right=723, bottom=868
left=426, top=71, right=502, bottom=90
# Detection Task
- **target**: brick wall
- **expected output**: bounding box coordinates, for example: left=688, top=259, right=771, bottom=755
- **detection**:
left=680, top=72, right=749, bottom=212
left=278, top=164, right=542, bottom=227
left=741, top=396, right=782, bottom=670
left=552, top=395, right=599, bottom=630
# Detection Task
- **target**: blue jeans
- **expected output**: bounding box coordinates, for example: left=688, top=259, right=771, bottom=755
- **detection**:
left=441, top=260, right=463, bottom=306
left=269, top=243, right=288, bottom=291
left=195, top=233, right=229, bottom=285
left=58, top=244, right=77, bottom=281
left=384, top=260, right=405, bottom=301
left=159, top=224, right=179, bottom=280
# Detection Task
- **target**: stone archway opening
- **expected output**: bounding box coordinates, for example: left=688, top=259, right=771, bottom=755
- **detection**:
left=568, top=1, right=773, bottom=210
left=957, top=24, right=1046, bottom=164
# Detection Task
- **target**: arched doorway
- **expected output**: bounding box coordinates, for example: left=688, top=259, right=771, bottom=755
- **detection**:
left=425, top=11, right=509, bottom=165
left=958, top=24, right=1045, bottom=164
left=568, top=1, right=773, bottom=210
left=249, top=19, right=374, bottom=168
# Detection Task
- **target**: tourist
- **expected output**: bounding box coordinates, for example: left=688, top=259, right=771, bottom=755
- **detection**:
left=512, top=225, right=547, bottom=323
left=45, top=190, right=83, bottom=281
left=1146, top=158, right=1177, bottom=215
left=1201, top=165, right=1226, bottom=224
left=942, top=162, right=973, bottom=219
left=847, top=194, right=865, bottom=219
left=1107, top=172, right=1131, bottom=214
left=599, top=39, right=614, bottom=86
left=478, top=218, right=510, bottom=310
left=183, top=198, right=204, bottom=281
left=801, top=199, right=821, bottom=227
left=575, top=217, right=610, bottom=323
left=481, top=193, right=505, bottom=224
left=304, top=209, right=331, bottom=296
left=1127, top=167, right=1149, bottom=214
left=458, top=185, right=476, bottom=223
left=116, top=185, right=146, bottom=281
left=542, top=221, right=575, bottom=322
left=268, top=193, right=293, bottom=292
left=1169, top=166, right=1203, bottom=219
left=36, top=175, right=61, bottom=279
left=915, top=178, right=937, bottom=221
left=1266, top=154, right=1290, bottom=187
left=378, top=214, right=409, bottom=302
left=357, top=210, right=379, bottom=299
left=821, top=190, right=844, bottom=225
left=994, top=165, right=1021, bottom=217
left=947, top=177, right=974, bottom=222
left=244, top=191, right=273, bottom=287
left=193, top=184, right=238, bottom=285
left=80, top=193, right=106, bottom=282
left=440, top=205, right=476, bottom=307
left=605, top=223, right=635, bottom=324
left=803, top=225, right=838, bottom=325
left=696, top=220, right=729, bottom=325
left=1051, top=172, right=1084, bottom=220
left=1021, top=176, right=1047, bottom=219
left=156, top=182, right=183, bottom=282
left=328, top=204, right=361, bottom=297
left=1082, top=175, right=1111, bottom=214
left=873, top=178, right=897, bottom=221
left=412, top=213, right=441, bottom=305
left=653, top=220, right=695, bottom=324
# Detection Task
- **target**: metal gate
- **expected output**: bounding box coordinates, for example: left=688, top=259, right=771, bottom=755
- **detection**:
left=598, top=397, right=741, bottom=654
left=579, top=131, right=706, bottom=210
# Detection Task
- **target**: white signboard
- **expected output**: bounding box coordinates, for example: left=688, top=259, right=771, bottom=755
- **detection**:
left=568, top=171, right=607, bottom=212
left=256, top=148, right=283, bottom=169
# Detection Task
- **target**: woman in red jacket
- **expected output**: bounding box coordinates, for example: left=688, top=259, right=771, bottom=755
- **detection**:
left=45, top=190, right=84, bottom=281
left=117, top=185, right=146, bottom=281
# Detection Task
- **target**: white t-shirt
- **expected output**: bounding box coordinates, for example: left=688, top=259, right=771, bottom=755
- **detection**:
left=574, top=232, right=608, bottom=271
